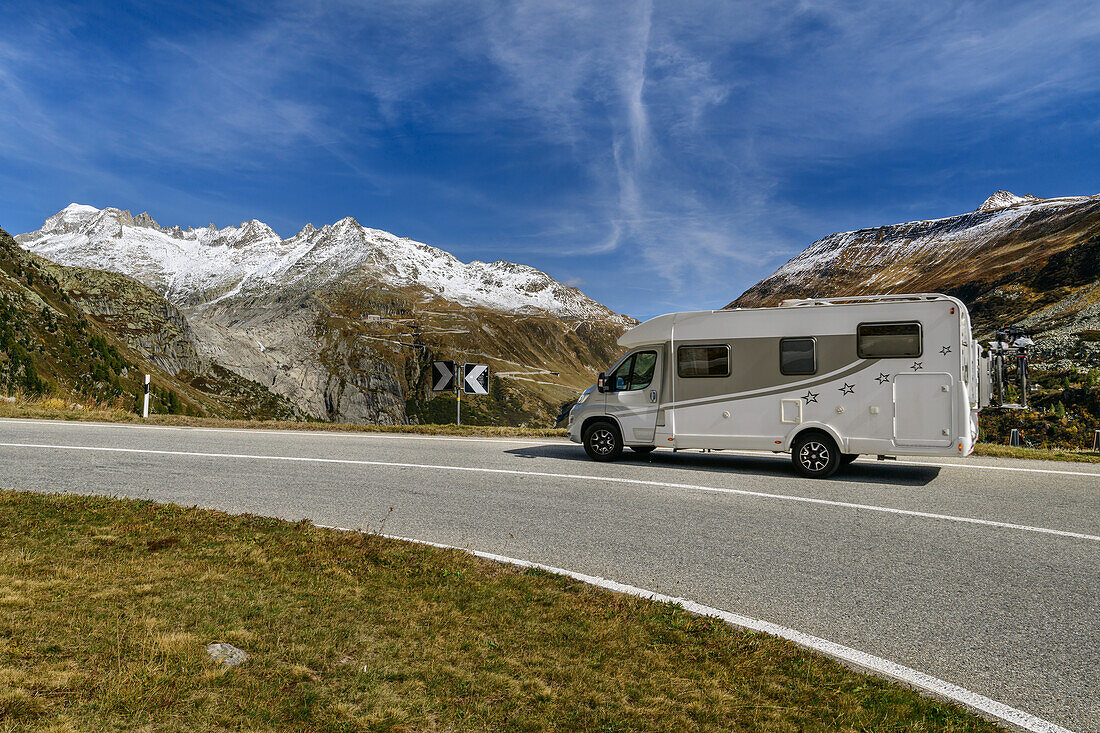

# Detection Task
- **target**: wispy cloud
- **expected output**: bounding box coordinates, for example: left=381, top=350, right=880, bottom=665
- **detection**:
left=1, top=0, right=1098, bottom=316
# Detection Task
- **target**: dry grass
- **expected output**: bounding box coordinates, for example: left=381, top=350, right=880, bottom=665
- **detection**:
left=0, top=491, right=1002, bottom=732
left=0, top=394, right=567, bottom=438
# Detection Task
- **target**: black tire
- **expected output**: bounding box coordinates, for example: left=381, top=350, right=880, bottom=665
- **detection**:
left=840, top=453, right=859, bottom=466
left=583, top=421, right=623, bottom=462
left=630, top=445, right=656, bottom=455
left=792, top=432, right=841, bottom=479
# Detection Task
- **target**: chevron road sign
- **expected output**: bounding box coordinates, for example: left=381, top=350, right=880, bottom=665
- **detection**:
left=463, top=364, right=489, bottom=395
left=431, top=360, right=456, bottom=391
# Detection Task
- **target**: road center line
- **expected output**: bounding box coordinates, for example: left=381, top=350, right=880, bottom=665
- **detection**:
left=2, top=441, right=1096, bottom=542
left=315, top=524, right=1073, bottom=733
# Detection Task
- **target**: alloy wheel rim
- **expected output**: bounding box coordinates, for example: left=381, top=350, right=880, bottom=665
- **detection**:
left=591, top=429, right=616, bottom=455
left=799, top=441, right=830, bottom=472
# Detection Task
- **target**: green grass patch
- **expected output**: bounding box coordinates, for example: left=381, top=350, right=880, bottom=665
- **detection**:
left=973, top=442, right=1100, bottom=463
left=0, top=491, right=1002, bottom=732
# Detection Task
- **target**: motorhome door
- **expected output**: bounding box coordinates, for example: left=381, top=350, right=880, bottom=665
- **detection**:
left=893, top=372, right=954, bottom=447
left=605, top=349, right=662, bottom=444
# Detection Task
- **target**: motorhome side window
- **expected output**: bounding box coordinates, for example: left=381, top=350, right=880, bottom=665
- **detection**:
left=677, top=345, right=730, bottom=378
left=608, top=351, right=657, bottom=391
left=857, top=322, right=922, bottom=358
left=780, top=338, right=816, bottom=375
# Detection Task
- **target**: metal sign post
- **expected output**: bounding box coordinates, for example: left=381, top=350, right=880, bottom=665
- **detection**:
left=430, top=360, right=462, bottom=424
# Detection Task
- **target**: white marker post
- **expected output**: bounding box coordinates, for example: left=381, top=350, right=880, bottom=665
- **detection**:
left=142, top=374, right=151, bottom=418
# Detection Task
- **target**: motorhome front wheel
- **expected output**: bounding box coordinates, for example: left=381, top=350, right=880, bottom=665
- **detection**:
left=583, top=421, right=623, bottom=462
left=792, top=433, right=841, bottom=479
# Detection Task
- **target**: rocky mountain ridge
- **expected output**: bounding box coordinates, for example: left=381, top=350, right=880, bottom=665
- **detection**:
left=731, top=190, right=1100, bottom=370
left=18, top=204, right=631, bottom=325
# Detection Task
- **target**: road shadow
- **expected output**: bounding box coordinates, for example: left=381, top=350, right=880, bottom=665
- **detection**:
left=505, top=444, right=941, bottom=487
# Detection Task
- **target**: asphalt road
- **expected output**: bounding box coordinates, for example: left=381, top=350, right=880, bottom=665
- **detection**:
left=1, top=418, right=1097, bottom=731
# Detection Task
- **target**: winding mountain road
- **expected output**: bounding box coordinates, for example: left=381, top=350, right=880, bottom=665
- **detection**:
left=1, top=418, right=1097, bottom=731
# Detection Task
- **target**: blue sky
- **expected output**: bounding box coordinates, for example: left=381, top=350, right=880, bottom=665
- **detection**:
left=1, top=0, right=1098, bottom=319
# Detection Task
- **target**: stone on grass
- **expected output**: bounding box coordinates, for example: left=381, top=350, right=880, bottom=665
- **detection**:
left=206, top=642, right=248, bottom=667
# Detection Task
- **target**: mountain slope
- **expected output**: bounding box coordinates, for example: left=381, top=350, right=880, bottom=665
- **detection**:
left=18, top=205, right=634, bottom=426
left=0, top=227, right=300, bottom=419
left=731, top=191, right=1100, bottom=370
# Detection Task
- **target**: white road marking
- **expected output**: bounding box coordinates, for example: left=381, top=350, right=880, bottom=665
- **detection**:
left=731, top=450, right=1100, bottom=479
left=1, top=440, right=1096, bottom=542
left=0, top=418, right=550, bottom=445
left=317, top=523, right=1075, bottom=733
left=4, top=418, right=1100, bottom=477
left=901, top=459, right=1100, bottom=478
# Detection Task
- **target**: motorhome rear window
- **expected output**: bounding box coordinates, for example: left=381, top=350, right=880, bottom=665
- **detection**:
left=677, top=345, right=730, bottom=378
left=780, top=338, right=816, bottom=375
left=857, top=322, right=922, bottom=358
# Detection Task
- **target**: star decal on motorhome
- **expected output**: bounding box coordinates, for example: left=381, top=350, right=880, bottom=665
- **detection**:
left=802, top=391, right=819, bottom=404
left=876, top=373, right=890, bottom=384
left=911, top=362, right=923, bottom=371
left=838, top=383, right=855, bottom=395
left=940, top=345, right=952, bottom=355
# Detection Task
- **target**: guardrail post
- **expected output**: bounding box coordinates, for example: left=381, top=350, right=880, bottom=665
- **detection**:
left=1009, top=428, right=1021, bottom=447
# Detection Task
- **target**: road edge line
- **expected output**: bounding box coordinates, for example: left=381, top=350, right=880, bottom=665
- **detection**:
left=315, top=523, right=1075, bottom=733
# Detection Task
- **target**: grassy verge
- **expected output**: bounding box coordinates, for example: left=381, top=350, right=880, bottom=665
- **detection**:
left=0, top=491, right=1001, bottom=732
left=972, top=442, right=1100, bottom=463
left=0, top=396, right=567, bottom=438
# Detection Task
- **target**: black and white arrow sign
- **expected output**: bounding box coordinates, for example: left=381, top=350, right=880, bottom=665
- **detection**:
left=431, top=360, right=456, bottom=391
left=463, top=363, right=489, bottom=395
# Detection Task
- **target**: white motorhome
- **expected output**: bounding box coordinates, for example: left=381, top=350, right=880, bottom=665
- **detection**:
left=568, top=294, right=994, bottom=478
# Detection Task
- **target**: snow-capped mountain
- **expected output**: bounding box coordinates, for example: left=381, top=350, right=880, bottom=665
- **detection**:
left=732, top=191, right=1100, bottom=309
left=731, top=190, right=1100, bottom=370
left=16, top=204, right=633, bottom=426
left=976, top=190, right=1045, bottom=212
left=17, top=204, right=630, bottom=324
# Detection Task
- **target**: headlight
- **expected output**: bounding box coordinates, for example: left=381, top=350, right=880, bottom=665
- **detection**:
left=576, top=391, right=590, bottom=405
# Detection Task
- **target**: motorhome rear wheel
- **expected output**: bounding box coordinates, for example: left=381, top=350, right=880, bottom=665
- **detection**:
left=792, top=432, right=841, bottom=479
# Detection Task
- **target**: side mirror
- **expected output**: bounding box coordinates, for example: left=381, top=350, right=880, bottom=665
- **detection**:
left=597, top=372, right=607, bottom=393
